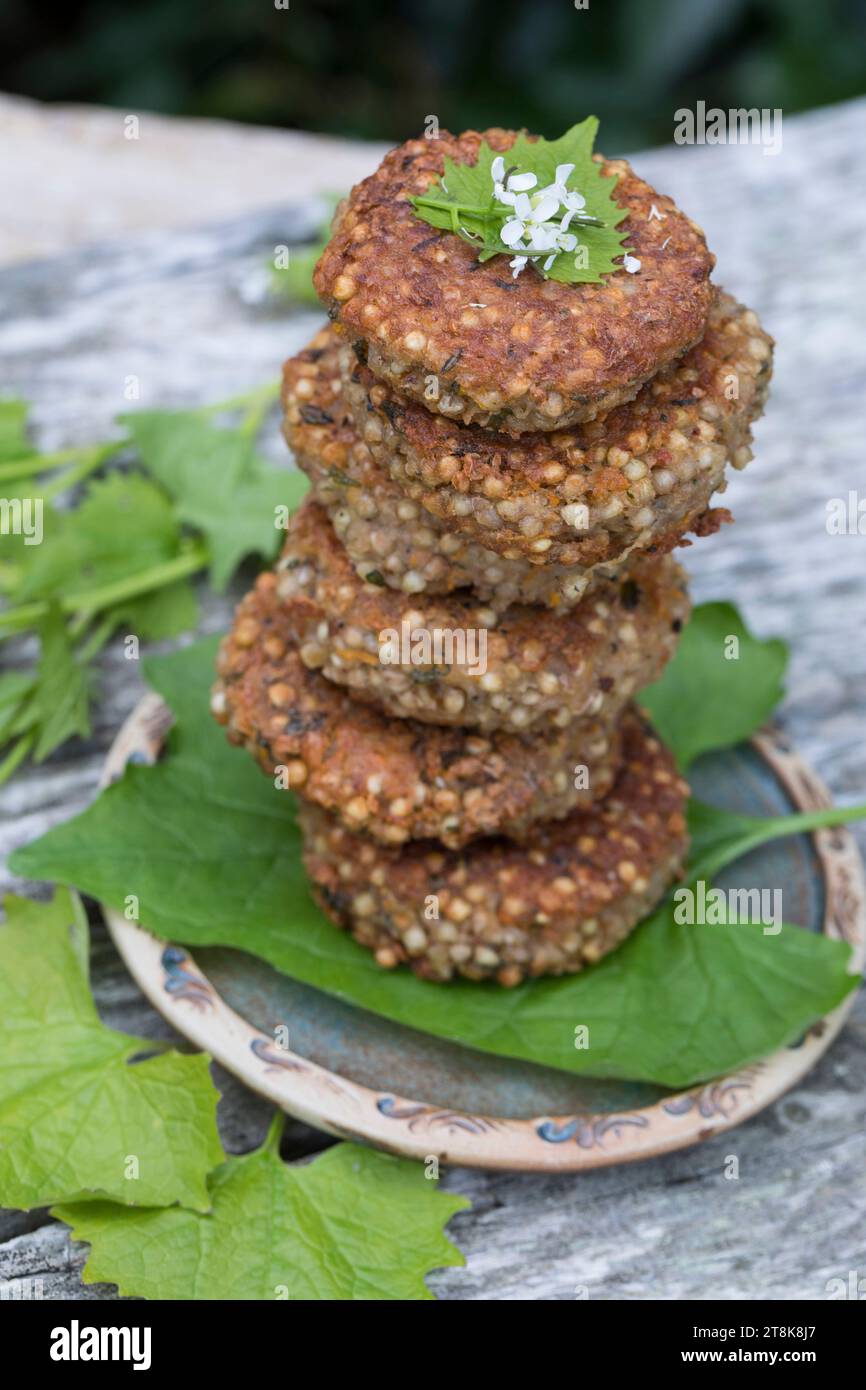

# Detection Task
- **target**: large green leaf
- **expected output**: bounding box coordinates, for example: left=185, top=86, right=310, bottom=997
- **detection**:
left=12, top=616, right=861, bottom=1090
left=0, top=889, right=223, bottom=1212
left=55, top=1131, right=467, bottom=1300
left=641, top=601, right=788, bottom=768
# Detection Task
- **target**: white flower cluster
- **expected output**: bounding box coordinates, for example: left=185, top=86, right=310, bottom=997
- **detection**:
left=492, top=156, right=582, bottom=276
left=490, top=155, right=640, bottom=280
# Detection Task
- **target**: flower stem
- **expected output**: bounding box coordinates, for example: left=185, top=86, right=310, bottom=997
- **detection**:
left=413, top=195, right=496, bottom=218
left=0, top=441, right=121, bottom=486
left=198, top=380, right=281, bottom=420
left=41, top=443, right=120, bottom=500
left=691, top=801, right=866, bottom=885
left=77, top=611, right=120, bottom=663
left=238, top=382, right=281, bottom=441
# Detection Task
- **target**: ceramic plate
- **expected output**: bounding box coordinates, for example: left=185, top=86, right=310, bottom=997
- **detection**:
left=100, top=694, right=865, bottom=1172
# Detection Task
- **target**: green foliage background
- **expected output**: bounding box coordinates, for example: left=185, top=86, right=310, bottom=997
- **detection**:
left=2, top=0, right=864, bottom=150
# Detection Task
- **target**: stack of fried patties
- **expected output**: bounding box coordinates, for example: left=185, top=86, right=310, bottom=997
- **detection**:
left=213, top=129, right=773, bottom=986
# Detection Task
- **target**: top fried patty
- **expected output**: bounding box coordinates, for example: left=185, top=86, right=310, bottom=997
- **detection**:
left=314, top=128, right=716, bottom=432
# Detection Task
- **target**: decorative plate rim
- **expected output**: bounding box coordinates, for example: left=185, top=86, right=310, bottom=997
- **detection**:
left=100, top=693, right=866, bottom=1173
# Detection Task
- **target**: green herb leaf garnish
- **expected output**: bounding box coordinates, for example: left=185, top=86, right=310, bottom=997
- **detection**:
left=0, top=389, right=309, bottom=785
left=410, top=117, right=630, bottom=284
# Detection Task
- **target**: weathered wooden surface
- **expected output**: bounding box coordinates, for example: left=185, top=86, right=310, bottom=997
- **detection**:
left=0, top=93, right=386, bottom=265
left=2, top=99, right=865, bottom=1301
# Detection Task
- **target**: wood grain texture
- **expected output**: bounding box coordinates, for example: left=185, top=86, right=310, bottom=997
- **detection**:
left=1, top=99, right=865, bottom=1302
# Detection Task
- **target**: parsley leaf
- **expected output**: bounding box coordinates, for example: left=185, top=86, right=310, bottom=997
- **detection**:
left=411, top=117, right=629, bottom=284
left=271, top=195, right=341, bottom=306
left=14, top=473, right=184, bottom=604
left=12, top=610, right=863, bottom=1089
left=0, top=398, right=36, bottom=463
left=120, top=409, right=306, bottom=589
left=0, top=609, right=92, bottom=774
left=114, top=579, right=199, bottom=642
left=54, top=1122, right=468, bottom=1300
left=0, top=889, right=223, bottom=1212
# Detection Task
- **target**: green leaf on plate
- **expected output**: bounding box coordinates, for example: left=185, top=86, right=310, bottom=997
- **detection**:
left=0, top=888, right=223, bottom=1211
left=54, top=1128, right=468, bottom=1300
left=12, top=615, right=861, bottom=1089
left=641, top=601, right=788, bottom=769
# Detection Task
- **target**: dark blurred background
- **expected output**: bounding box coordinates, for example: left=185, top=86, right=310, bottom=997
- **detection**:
left=2, top=0, right=865, bottom=149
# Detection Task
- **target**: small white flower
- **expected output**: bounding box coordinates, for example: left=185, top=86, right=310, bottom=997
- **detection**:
left=530, top=192, right=561, bottom=223
left=492, top=159, right=538, bottom=208
left=500, top=217, right=526, bottom=248
left=623, top=254, right=641, bottom=274
left=490, top=157, right=590, bottom=276
left=526, top=221, right=559, bottom=252
left=510, top=191, right=533, bottom=219
left=539, top=163, right=586, bottom=215
left=498, top=191, right=571, bottom=255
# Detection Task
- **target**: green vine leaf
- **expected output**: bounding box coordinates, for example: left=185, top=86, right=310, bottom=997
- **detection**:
left=55, top=1132, right=468, bottom=1301
left=11, top=611, right=864, bottom=1089
left=0, top=889, right=223, bottom=1212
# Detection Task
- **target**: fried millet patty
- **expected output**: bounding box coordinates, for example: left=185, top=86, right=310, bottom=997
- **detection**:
left=274, top=498, right=689, bottom=734
left=313, top=128, right=715, bottom=432
left=213, top=572, right=625, bottom=849
left=300, top=708, right=690, bottom=983
left=282, top=336, right=623, bottom=610
left=337, top=291, right=772, bottom=566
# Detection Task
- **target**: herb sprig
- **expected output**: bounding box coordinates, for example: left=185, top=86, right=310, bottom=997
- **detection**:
left=411, top=117, right=631, bottom=283
left=0, top=392, right=308, bottom=786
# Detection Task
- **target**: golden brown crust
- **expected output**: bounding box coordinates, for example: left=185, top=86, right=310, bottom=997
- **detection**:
left=282, top=292, right=771, bottom=570
left=274, top=498, right=690, bottom=733
left=313, top=128, right=716, bottom=430
left=281, top=334, right=619, bottom=608
left=212, top=571, right=625, bottom=849
left=300, top=708, right=690, bottom=982
left=345, top=291, right=770, bottom=564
